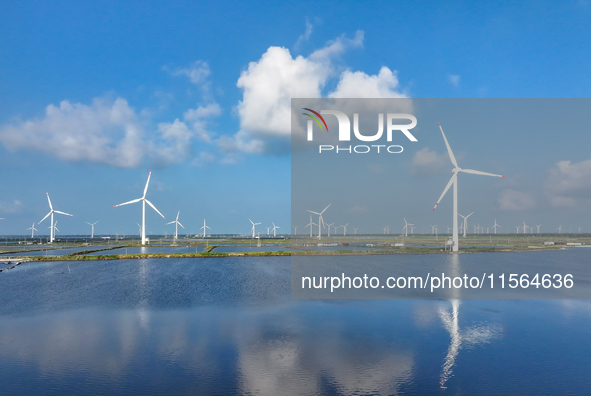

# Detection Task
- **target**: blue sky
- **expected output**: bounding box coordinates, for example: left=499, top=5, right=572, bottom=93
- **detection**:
left=1, top=1, right=591, bottom=236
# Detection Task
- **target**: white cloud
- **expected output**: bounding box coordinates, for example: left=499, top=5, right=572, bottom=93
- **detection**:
left=294, top=19, right=314, bottom=49
left=0, top=98, right=145, bottom=168
left=497, top=189, right=536, bottom=211
left=329, top=67, right=406, bottom=98
left=183, top=103, right=221, bottom=143
left=224, top=31, right=407, bottom=154
left=544, top=159, right=591, bottom=207
left=0, top=97, right=220, bottom=168
left=169, top=61, right=211, bottom=84
left=411, top=148, right=449, bottom=176
left=448, top=74, right=460, bottom=87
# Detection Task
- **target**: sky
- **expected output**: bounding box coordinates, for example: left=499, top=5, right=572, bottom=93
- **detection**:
left=1, top=0, right=591, bottom=236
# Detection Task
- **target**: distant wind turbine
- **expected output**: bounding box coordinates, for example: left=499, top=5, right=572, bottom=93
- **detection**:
left=39, top=192, right=73, bottom=243
left=166, top=211, right=185, bottom=240
left=341, top=223, right=349, bottom=236
left=307, top=203, right=331, bottom=239
left=492, top=219, right=501, bottom=234
left=458, top=212, right=473, bottom=238
left=272, top=222, right=280, bottom=237
left=27, top=222, right=38, bottom=238
left=402, top=218, right=413, bottom=237
left=432, top=123, right=505, bottom=252
left=304, top=215, right=316, bottom=237
left=114, top=171, right=166, bottom=245
left=249, top=219, right=261, bottom=238
left=293, top=225, right=298, bottom=235
left=86, top=221, right=99, bottom=238
left=536, top=224, right=541, bottom=234
left=200, top=219, right=211, bottom=238
left=326, top=223, right=334, bottom=237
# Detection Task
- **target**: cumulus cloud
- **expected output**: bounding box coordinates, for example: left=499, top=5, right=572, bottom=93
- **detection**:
left=448, top=74, right=460, bottom=87
left=183, top=103, right=221, bottom=143
left=497, top=189, right=536, bottom=211
left=544, top=159, right=591, bottom=207
left=0, top=97, right=219, bottom=168
left=224, top=30, right=407, bottom=154
left=329, top=67, right=406, bottom=98
left=0, top=98, right=145, bottom=167
left=411, top=148, right=449, bottom=176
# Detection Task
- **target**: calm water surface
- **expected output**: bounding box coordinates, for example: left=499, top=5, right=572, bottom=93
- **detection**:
left=1, top=252, right=591, bottom=395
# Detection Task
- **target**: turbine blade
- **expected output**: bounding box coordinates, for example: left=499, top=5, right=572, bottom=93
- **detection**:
left=320, top=203, right=332, bottom=214
left=438, top=123, right=458, bottom=168
left=433, top=174, right=457, bottom=211
left=145, top=199, right=166, bottom=219
left=114, top=198, right=142, bottom=207
left=54, top=210, right=73, bottom=217
left=462, top=169, right=505, bottom=178
left=178, top=222, right=185, bottom=229
left=306, top=210, right=320, bottom=215
left=46, top=192, right=53, bottom=210
left=143, top=170, right=152, bottom=198
left=176, top=211, right=180, bottom=221
left=38, top=211, right=52, bottom=224
left=166, top=220, right=175, bottom=225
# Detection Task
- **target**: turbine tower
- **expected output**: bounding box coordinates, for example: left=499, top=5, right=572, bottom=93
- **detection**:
left=86, top=221, right=99, bottom=238
left=304, top=214, right=316, bottom=237
left=114, top=170, right=166, bottom=245
left=341, top=223, right=349, bottom=236
left=166, top=211, right=185, bottom=240
left=326, top=223, right=334, bottom=237
left=536, top=224, right=542, bottom=234
left=432, top=123, right=505, bottom=252
left=249, top=219, right=261, bottom=238
left=306, top=203, right=331, bottom=239
left=38, top=192, right=73, bottom=243
left=458, top=212, right=473, bottom=238
left=27, top=222, right=38, bottom=238
left=200, top=219, right=211, bottom=238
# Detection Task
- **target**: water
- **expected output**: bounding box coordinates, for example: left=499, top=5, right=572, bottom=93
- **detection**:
left=1, top=252, right=591, bottom=394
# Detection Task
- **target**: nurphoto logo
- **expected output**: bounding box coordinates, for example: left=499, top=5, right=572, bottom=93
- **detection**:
left=302, top=108, right=418, bottom=154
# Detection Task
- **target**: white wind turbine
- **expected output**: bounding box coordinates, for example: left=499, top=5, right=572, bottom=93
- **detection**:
left=353, top=227, right=358, bottom=235
left=307, top=203, right=331, bottom=239
left=272, top=222, right=280, bottom=237
left=86, top=221, right=99, bottom=238
left=458, top=212, right=474, bottom=238
left=558, top=225, right=563, bottom=234
left=492, top=219, right=501, bottom=234
left=341, top=223, right=349, bottom=236
left=402, top=218, right=413, bottom=237
left=137, top=223, right=143, bottom=236
left=166, top=211, right=185, bottom=240
left=304, top=214, right=316, bottom=237
left=536, top=224, right=542, bottom=234
left=114, top=171, right=166, bottom=245
left=49, top=220, right=59, bottom=236
left=27, top=222, right=38, bottom=238
left=39, top=192, right=73, bottom=243
left=292, top=225, right=298, bottom=235
left=249, top=219, right=261, bottom=238
left=326, top=223, right=334, bottom=237
left=432, top=123, right=505, bottom=252
left=200, top=219, right=211, bottom=238
left=266, top=226, right=271, bottom=236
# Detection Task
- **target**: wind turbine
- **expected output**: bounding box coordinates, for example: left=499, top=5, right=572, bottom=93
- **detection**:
left=340, top=223, right=349, bottom=236
left=536, top=224, right=542, bottom=234
left=353, top=227, right=358, bottom=235
left=326, top=223, right=334, bottom=237
left=492, top=219, right=501, bottom=234
left=137, top=223, right=143, bottom=236
left=200, top=219, right=211, bottom=238
left=306, top=203, right=331, bottom=239
left=27, top=222, right=38, bottom=238
left=166, top=211, right=185, bottom=240
left=266, top=226, right=271, bottom=236
left=114, top=171, right=166, bottom=245
left=272, top=222, right=280, bottom=237
left=304, top=215, right=316, bottom=237
left=293, top=225, right=298, bottom=235
left=402, top=218, right=413, bottom=237
left=249, top=219, right=261, bottom=238
left=558, top=225, right=563, bottom=234
left=86, top=221, right=99, bottom=238
left=49, top=220, right=59, bottom=236
left=458, top=212, right=473, bottom=238
left=38, top=192, right=73, bottom=243
left=432, top=123, right=505, bottom=252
